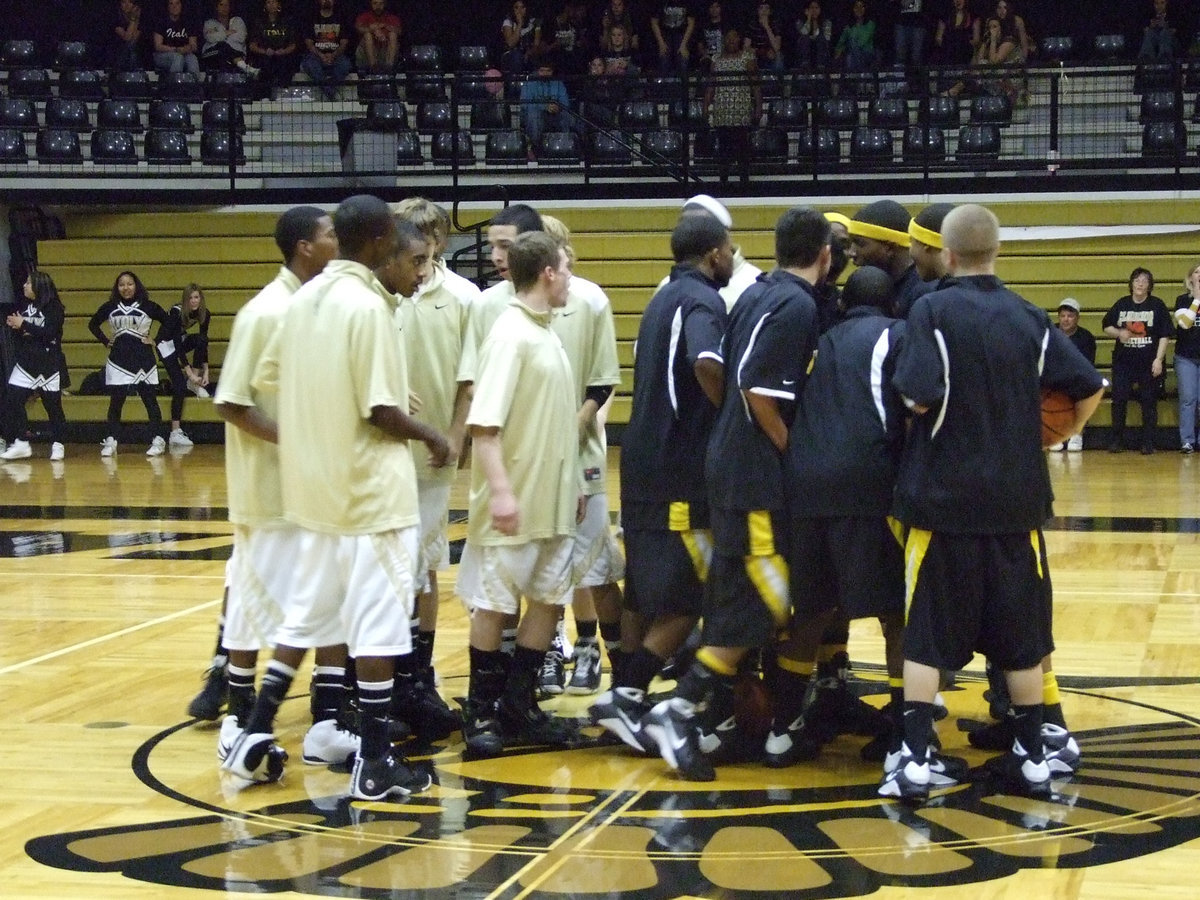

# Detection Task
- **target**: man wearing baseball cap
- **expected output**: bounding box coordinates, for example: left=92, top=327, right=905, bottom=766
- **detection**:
left=1052, top=298, right=1096, bottom=452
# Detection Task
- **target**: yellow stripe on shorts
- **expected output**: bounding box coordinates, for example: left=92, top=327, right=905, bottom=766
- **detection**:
left=886, top=515, right=906, bottom=549
left=748, top=510, right=777, bottom=556
left=746, top=553, right=790, bottom=626
left=679, top=529, right=712, bottom=583
left=668, top=501, right=692, bottom=532
left=1029, top=529, right=1044, bottom=580
left=903, top=527, right=933, bottom=624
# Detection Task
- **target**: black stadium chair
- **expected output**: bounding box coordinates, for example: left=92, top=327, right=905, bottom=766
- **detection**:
left=98, top=98, right=142, bottom=131
left=618, top=100, right=658, bottom=130
left=109, top=69, right=154, bottom=100
left=0, top=98, right=38, bottom=131
left=90, top=128, right=137, bottom=163
left=356, top=75, right=397, bottom=101
left=208, top=71, right=254, bottom=99
left=44, top=98, right=90, bottom=131
left=749, top=127, right=788, bottom=162
left=868, top=97, right=909, bottom=129
left=364, top=100, right=407, bottom=130
left=35, top=128, right=83, bottom=162
left=850, top=125, right=894, bottom=163
left=484, top=128, right=528, bottom=163
left=1135, top=63, right=1173, bottom=94
left=692, top=128, right=720, bottom=162
left=956, top=123, right=1001, bottom=161
left=149, top=99, right=194, bottom=133
left=455, top=45, right=489, bottom=72
left=200, top=129, right=244, bottom=165
left=455, top=74, right=496, bottom=102
left=0, top=39, right=38, bottom=68
left=1142, top=121, right=1185, bottom=157
left=767, top=97, right=808, bottom=130
left=470, top=101, right=511, bottom=131
left=1040, top=35, right=1074, bottom=63
left=640, top=127, right=685, bottom=164
left=158, top=71, right=204, bottom=101
left=416, top=102, right=453, bottom=131
left=923, top=95, right=960, bottom=129
left=537, top=130, right=582, bottom=163
left=58, top=69, right=105, bottom=100
left=144, top=129, right=191, bottom=163
left=667, top=98, right=706, bottom=129
left=903, top=125, right=946, bottom=163
left=588, top=130, right=632, bottom=164
left=1092, top=33, right=1126, bottom=61
left=202, top=100, right=245, bottom=132
left=0, top=128, right=27, bottom=162
left=797, top=127, right=839, bottom=165
left=816, top=97, right=859, bottom=130
left=1140, top=91, right=1179, bottom=124
left=405, top=44, right=443, bottom=72
left=7, top=68, right=52, bottom=99
left=406, top=73, right=446, bottom=102
left=55, top=41, right=90, bottom=69
left=431, top=129, right=476, bottom=164
left=395, top=129, right=423, bottom=165
left=970, top=94, right=1012, bottom=126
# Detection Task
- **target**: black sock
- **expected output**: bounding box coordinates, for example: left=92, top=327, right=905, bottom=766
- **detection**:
left=623, top=647, right=665, bottom=693
left=599, top=619, right=622, bottom=644
left=901, top=700, right=936, bottom=761
left=212, top=608, right=228, bottom=664
left=468, top=646, right=508, bottom=708
left=245, top=660, right=295, bottom=736
left=227, top=664, right=257, bottom=726
left=504, top=645, right=545, bottom=710
left=675, top=659, right=722, bottom=708
left=575, top=619, right=598, bottom=641
left=310, top=665, right=345, bottom=723
left=1010, top=703, right=1045, bottom=761
left=416, top=630, right=435, bottom=677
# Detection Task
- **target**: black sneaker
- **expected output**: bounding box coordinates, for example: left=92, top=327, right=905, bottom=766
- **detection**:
left=566, top=639, right=602, bottom=695
left=973, top=742, right=1052, bottom=797
left=804, top=678, right=888, bottom=741
left=763, top=714, right=824, bottom=767
left=537, top=647, right=566, bottom=699
left=348, top=750, right=432, bottom=800
left=220, top=731, right=288, bottom=787
left=963, top=716, right=1014, bottom=751
left=499, top=696, right=579, bottom=747
left=641, top=698, right=715, bottom=782
left=187, top=663, right=228, bottom=721
left=589, top=686, right=651, bottom=752
left=462, top=699, right=504, bottom=759
left=392, top=680, right=460, bottom=742
left=877, top=743, right=930, bottom=804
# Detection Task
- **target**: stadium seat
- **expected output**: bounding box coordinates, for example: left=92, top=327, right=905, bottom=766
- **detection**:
left=200, top=129, right=244, bottom=165
left=587, top=130, right=632, bottom=164
left=98, top=98, right=142, bottom=131
left=405, top=44, right=443, bottom=72
left=406, top=73, right=446, bottom=102
left=455, top=74, right=496, bottom=101
left=55, top=41, right=90, bottom=69
left=364, top=100, right=407, bottom=129
left=455, top=45, right=489, bottom=71
left=618, top=100, right=659, bottom=131
left=692, top=128, right=721, bottom=162
left=58, top=69, right=105, bottom=101
left=749, top=127, right=788, bottom=162
left=1142, top=121, right=1184, bottom=157
left=416, top=102, right=453, bottom=131
left=902, top=125, right=946, bottom=163
left=767, top=97, right=808, bottom=130
left=484, top=129, right=528, bottom=163
left=35, top=128, right=83, bottom=162
left=1140, top=91, right=1179, bottom=124
left=956, top=123, right=1001, bottom=161
left=850, top=125, right=894, bottom=163
left=923, top=95, right=960, bottom=128
left=202, top=100, right=244, bottom=132
left=796, top=127, right=839, bottom=166
left=7, top=68, right=51, bottom=99
left=640, top=128, right=685, bottom=164
left=431, top=129, right=476, bottom=164
left=109, top=69, right=154, bottom=100
left=144, top=129, right=191, bottom=163
left=645, top=75, right=684, bottom=101
left=149, top=99, right=194, bottom=133
left=667, top=99, right=706, bottom=128
left=0, top=128, right=27, bottom=162
left=44, top=98, right=90, bottom=131
left=537, top=130, right=582, bottom=163
left=0, top=98, right=38, bottom=131
left=158, top=71, right=204, bottom=101
left=815, top=97, right=859, bottom=130
left=970, top=94, right=1012, bottom=126
left=208, top=71, right=253, bottom=99
left=1040, top=36, right=1074, bottom=62
left=790, top=72, right=831, bottom=100
left=1092, top=34, right=1126, bottom=61
left=90, top=128, right=137, bottom=163
left=1134, top=63, right=1173, bottom=94
left=356, top=75, right=397, bottom=101
left=394, top=129, right=423, bottom=165
left=868, top=97, right=909, bottom=129
left=470, top=101, right=511, bottom=131
left=1193, top=94, right=1200, bottom=124
left=0, top=40, right=38, bottom=68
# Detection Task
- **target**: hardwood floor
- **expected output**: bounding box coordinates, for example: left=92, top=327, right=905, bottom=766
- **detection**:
left=3, top=443, right=1200, bottom=900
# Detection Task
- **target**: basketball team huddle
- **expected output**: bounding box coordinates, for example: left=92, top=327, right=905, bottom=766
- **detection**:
left=199, top=190, right=1103, bottom=806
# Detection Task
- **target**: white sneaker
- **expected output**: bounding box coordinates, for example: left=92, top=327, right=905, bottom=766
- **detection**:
left=1, top=439, right=31, bottom=460
left=302, top=718, right=361, bottom=765
left=189, top=383, right=210, bottom=399
left=1066, top=434, right=1083, bottom=452
left=169, top=429, right=194, bottom=447
left=217, top=715, right=243, bottom=764
left=49, top=442, right=65, bottom=461
left=1046, top=442, right=1064, bottom=452
left=100, top=436, right=118, bottom=457
left=147, top=435, right=167, bottom=456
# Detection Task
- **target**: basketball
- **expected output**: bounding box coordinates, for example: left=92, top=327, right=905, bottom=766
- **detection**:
left=1041, top=388, right=1075, bottom=447
left=733, top=672, right=774, bottom=740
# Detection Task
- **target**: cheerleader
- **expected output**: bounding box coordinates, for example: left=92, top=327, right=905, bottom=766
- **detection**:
left=1, top=271, right=68, bottom=461
left=88, top=270, right=170, bottom=457
left=157, top=282, right=212, bottom=448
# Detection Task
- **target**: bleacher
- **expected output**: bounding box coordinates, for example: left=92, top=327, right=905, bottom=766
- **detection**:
left=24, top=199, right=1199, bottom=445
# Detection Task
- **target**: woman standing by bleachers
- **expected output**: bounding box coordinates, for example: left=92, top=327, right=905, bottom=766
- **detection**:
left=0, top=271, right=68, bottom=462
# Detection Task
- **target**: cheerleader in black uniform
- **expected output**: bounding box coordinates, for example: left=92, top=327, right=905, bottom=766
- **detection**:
left=88, top=270, right=170, bottom=457
left=1, top=271, right=68, bottom=461
left=157, top=282, right=211, bottom=448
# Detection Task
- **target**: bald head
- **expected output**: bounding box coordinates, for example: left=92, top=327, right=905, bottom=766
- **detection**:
left=942, top=204, right=1000, bottom=273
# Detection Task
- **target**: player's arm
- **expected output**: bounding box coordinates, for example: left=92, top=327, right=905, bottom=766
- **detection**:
left=370, top=405, right=450, bottom=467
left=578, top=384, right=613, bottom=440
left=471, top=425, right=519, bottom=535
left=1071, top=386, right=1105, bottom=435
left=445, top=380, right=473, bottom=466
left=694, top=357, right=724, bottom=407
left=216, top=401, right=278, bottom=444
left=745, top=391, right=787, bottom=452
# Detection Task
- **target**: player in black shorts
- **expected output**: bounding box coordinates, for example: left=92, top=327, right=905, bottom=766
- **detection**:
left=589, top=214, right=732, bottom=752
left=638, top=207, right=829, bottom=781
left=882, top=205, right=1104, bottom=803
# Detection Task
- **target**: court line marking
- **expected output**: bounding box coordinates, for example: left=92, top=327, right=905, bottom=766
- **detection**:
left=0, top=598, right=220, bottom=676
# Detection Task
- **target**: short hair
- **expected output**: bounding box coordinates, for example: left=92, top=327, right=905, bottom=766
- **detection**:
left=508, top=232, right=562, bottom=292
left=842, top=266, right=895, bottom=313
left=393, top=219, right=427, bottom=254
left=942, top=204, right=1000, bottom=267
left=670, top=214, right=729, bottom=265
left=274, top=205, right=328, bottom=263
left=775, top=206, right=831, bottom=269
left=491, top=202, right=543, bottom=235
left=333, top=194, right=395, bottom=257
left=393, top=197, right=447, bottom=248
left=1128, top=266, right=1154, bottom=293
left=539, top=214, right=577, bottom=267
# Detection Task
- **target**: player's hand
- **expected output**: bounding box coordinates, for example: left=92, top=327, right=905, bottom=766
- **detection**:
left=5, top=313, right=22, bottom=329
left=425, top=432, right=450, bottom=468
left=491, top=489, right=519, bottom=535
left=444, top=423, right=466, bottom=469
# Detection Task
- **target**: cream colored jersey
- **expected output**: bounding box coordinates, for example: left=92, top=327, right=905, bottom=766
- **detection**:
left=551, top=275, right=620, bottom=496
left=456, top=279, right=514, bottom=384
left=466, top=300, right=578, bottom=546
left=397, top=260, right=478, bottom=484
left=215, top=266, right=302, bottom=527
left=655, top=244, right=763, bottom=312
left=254, top=259, right=420, bottom=535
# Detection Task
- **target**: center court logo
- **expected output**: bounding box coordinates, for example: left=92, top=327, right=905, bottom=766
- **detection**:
left=25, top=678, right=1200, bottom=899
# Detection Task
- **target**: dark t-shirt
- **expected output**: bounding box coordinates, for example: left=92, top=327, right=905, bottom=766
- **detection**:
left=251, top=15, right=296, bottom=52
left=304, top=5, right=351, bottom=54
left=1174, top=293, right=1200, bottom=361
left=154, top=10, right=200, bottom=49
left=654, top=3, right=694, bottom=37
left=1058, top=324, right=1097, bottom=366
left=1101, top=294, right=1173, bottom=370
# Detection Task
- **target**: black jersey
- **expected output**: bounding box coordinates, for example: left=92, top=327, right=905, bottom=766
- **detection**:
left=8, top=299, right=66, bottom=380
left=706, top=269, right=819, bottom=514
left=89, top=297, right=168, bottom=384
left=1101, top=294, right=1173, bottom=370
left=157, top=303, right=211, bottom=364
left=788, top=306, right=906, bottom=518
left=620, top=264, right=726, bottom=528
left=893, top=263, right=936, bottom=318
left=892, top=275, right=1104, bottom=534
left=1173, top=293, right=1200, bottom=361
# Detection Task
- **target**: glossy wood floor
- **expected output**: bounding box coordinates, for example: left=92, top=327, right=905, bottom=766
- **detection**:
left=3, top=442, right=1200, bottom=900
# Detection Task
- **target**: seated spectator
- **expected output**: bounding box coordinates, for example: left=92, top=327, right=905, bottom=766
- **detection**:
left=520, top=60, right=572, bottom=155
left=248, top=0, right=300, bottom=95
left=110, top=0, right=144, bottom=72
left=543, top=0, right=594, bottom=76
left=834, top=0, right=878, bottom=75
left=696, top=1, right=726, bottom=73
left=153, top=0, right=202, bottom=75
left=602, top=24, right=640, bottom=76
left=934, top=0, right=979, bottom=66
left=300, top=0, right=353, bottom=100
left=1139, top=0, right=1177, bottom=60
left=746, top=1, right=785, bottom=72
left=578, top=55, right=624, bottom=128
left=201, top=0, right=257, bottom=75
left=650, top=1, right=695, bottom=73
left=969, top=16, right=1022, bottom=102
left=599, top=0, right=639, bottom=55
left=354, top=0, right=401, bottom=75
left=793, top=1, right=833, bottom=72
left=992, top=0, right=1031, bottom=63
left=501, top=0, right=544, bottom=74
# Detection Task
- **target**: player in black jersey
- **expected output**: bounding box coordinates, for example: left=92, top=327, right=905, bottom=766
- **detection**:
left=636, top=207, right=829, bottom=781
left=1, top=271, right=68, bottom=461
left=848, top=199, right=935, bottom=318
left=589, top=214, right=733, bottom=753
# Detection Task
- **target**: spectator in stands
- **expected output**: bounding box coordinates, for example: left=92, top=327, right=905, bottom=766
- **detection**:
left=892, top=0, right=930, bottom=70
left=650, top=1, right=696, bottom=73
left=793, top=1, right=833, bottom=73
left=1102, top=267, right=1173, bottom=454
left=602, top=23, right=639, bottom=76
left=543, top=0, right=594, bottom=76
left=1139, top=0, right=1178, bottom=60
left=202, top=0, right=258, bottom=75
left=501, top=0, right=544, bottom=74
left=520, top=60, right=572, bottom=157
left=1172, top=263, right=1200, bottom=453
left=992, top=0, right=1031, bottom=66
left=354, top=0, right=401, bottom=75
left=153, top=0, right=202, bottom=75
left=1, top=272, right=67, bottom=463
left=158, top=282, right=211, bottom=449
left=599, top=0, right=639, bottom=56
left=696, top=2, right=726, bottom=73
left=967, top=16, right=1022, bottom=103
left=834, top=0, right=878, bottom=77
left=746, top=1, right=785, bottom=72
left=110, top=0, right=145, bottom=72
left=300, top=0, right=353, bottom=100
left=248, top=0, right=299, bottom=96
left=704, top=28, right=760, bottom=181
left=934, top=0, right=979, bottom=66
left=578, top=55, right=623, bottom=127
left=1049, top=298, right=1096, bottom=451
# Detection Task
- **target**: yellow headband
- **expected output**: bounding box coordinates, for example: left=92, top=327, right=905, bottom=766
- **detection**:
left=908, top=219, right=943, bottom=249
left=848, top=219, right=911, bottom=247
left=824, top=211, right=852, bottom=230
